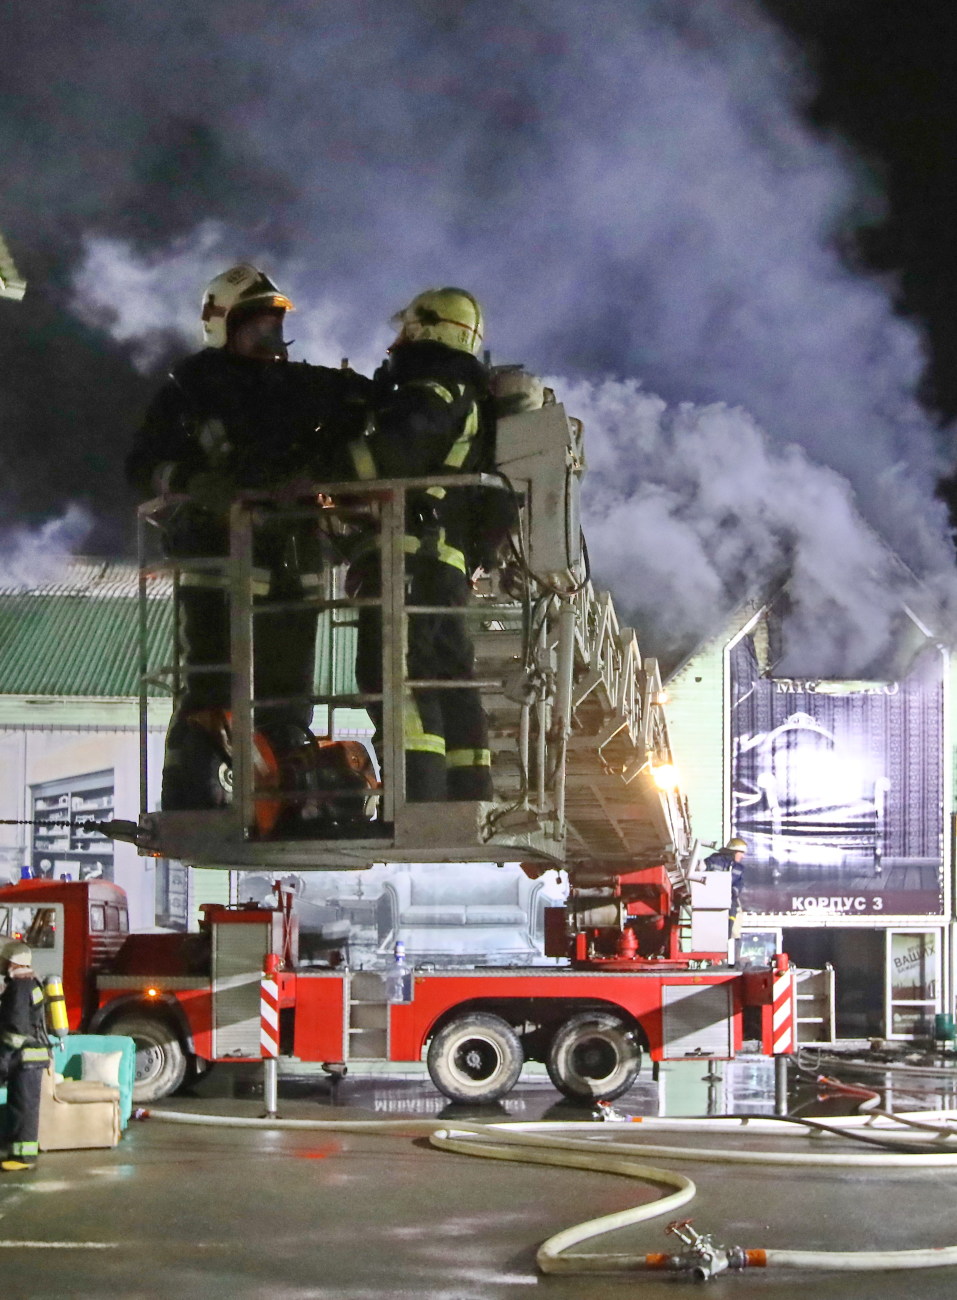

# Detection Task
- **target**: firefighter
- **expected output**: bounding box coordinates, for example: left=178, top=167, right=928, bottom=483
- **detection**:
left=346, top=287, right=497, bottom=802
left=0, top=942, right=50, bottom=1172
left=126, top=265, right=370, bottom=811
left=704, top=837, right=748, bottom=935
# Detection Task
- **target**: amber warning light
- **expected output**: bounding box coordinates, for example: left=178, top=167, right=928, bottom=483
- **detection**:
left=145, top=987, right=160, bottom=998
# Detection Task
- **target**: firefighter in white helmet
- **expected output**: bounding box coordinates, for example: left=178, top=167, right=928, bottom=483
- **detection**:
left=0, top=942, right=50, bottom=1172
left=126, top=264, right=370, bottom=813
left=345, top=288, right=500, bottom=801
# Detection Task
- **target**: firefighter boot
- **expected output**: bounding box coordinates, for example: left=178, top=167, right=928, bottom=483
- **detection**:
left=161, top=713, right=232, bottom=811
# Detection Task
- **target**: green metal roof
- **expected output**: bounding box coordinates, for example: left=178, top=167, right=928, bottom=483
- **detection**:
left=0, top=559, right=357, bottom=701
left=0, top=560, right=172, bottom=698
left=0, top=591, right=172, bottom=697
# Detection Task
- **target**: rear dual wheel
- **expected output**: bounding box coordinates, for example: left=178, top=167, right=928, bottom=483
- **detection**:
left=546, top=1011, right=642, bottom=1101
left=427, top=1012, right=523, bottom=1103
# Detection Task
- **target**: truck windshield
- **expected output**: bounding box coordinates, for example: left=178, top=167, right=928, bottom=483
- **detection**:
left=0, top=904, right=58, bottom=949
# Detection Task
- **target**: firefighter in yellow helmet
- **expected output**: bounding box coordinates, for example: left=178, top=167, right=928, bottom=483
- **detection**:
left=0, top=942, right=50, bottom=1172
left=126, top=265, right=370, bottom=813
left=704, top=837, right=748, bottom=937
left=345, top=288, right=496, bottom=802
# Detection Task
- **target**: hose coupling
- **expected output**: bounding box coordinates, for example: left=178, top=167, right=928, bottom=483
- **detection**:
left=665, top=1219, right=743, bottom=1280
left=594, top=1100, right=633, bottom=1122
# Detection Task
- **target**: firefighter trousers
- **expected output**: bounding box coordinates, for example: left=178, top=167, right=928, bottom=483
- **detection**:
left=3, top=1058, right=44, bottom=1165
left=163, top=579, right=320, bottom=811
left=353, top=557, right=493, bottom=803
left=162, top=506, right=327, bottom=800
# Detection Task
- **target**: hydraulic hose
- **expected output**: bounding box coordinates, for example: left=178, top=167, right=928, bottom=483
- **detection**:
left=815, top=1074, right=882, bottom=1109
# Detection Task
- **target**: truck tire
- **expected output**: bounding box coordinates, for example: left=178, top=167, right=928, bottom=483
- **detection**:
left=106, top=1014, right=188, bottom=1103
left=427, top=1012, right=523, bottom=1104
left=185, top=1056, right=214, bottom=1086
left=546, top=1011, right=641, bottom=1101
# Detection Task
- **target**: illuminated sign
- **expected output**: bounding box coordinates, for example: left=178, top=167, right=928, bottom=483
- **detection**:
left=730, top=637, right=944, bottom=918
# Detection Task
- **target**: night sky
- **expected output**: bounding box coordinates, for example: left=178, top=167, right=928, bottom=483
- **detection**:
left=765, top=1, right=957, bottom=421
left=2, top=1, right=957, bottom=669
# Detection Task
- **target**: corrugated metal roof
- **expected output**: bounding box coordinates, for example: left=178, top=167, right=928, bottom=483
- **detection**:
left=0, top=558, right=356, bottom=701
left=0, top=588, right=173, bottom=697
left=0, top=557, right=172, bottom=601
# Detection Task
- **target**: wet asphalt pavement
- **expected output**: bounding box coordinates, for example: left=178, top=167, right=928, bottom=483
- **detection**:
left=2, top=1056, right=957, bottom=1299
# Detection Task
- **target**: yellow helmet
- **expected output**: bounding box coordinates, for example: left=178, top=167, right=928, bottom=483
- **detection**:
left=724, top=837, right=747, bottom=854
left=200, top=264, right=295, bottom=349
left=391, top=287, right=484, bottom=354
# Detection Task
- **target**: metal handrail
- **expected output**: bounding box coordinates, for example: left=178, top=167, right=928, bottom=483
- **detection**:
left=136, top=474, right=694, bottom=870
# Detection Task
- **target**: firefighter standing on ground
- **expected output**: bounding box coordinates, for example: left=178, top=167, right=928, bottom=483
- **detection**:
left=346, top=287, right=497, bottom=802
left=0, top=942, right=49, bottom=1172
left=126, top=264, right=370, bottom=811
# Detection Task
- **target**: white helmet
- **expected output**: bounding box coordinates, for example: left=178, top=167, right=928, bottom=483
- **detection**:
left=201, top=264, right=295, bottom=349
left=0, top=940, right=31, bottom=969
left=391, top=287, right=484, bottom=355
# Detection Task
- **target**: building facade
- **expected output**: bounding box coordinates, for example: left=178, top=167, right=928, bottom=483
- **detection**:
left=0, top=562, right=233, bottom=928
left=667, top=591, right=951, bottom=1041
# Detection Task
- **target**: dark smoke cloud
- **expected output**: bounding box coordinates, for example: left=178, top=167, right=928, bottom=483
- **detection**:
left=3, top=0, right=955, bottom=667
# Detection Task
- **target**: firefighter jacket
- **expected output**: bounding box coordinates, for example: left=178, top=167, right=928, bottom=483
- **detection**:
left=346, top=340, right=495, bottom=575
left=704, top=849, right=745, bottom=900
left=126, top=348, right=371, bottom=556
left=0, top=971, right=50, bottom=1065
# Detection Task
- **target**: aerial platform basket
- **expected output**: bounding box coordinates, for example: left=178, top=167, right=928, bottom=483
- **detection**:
left=134, top=405, right=694, bottom=880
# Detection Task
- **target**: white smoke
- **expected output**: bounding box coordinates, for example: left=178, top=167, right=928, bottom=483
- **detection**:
left=561, top=376, right=954, bottom=675
left=0, top=505, right=94, bottom=589
left=62, top=0, right=957, bottom=673
left=71, top=225, right=387, bottom=376
left=71, top=223, right=223, bottom=371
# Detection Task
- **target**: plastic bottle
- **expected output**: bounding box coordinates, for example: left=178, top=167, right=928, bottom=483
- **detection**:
left=386, top=940, right=412, bottom=1003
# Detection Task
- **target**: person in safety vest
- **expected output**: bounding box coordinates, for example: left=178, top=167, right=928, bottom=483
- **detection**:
left=0, top=942, right=50, bottom=1172
left=704, top=837, right=748, bottom=935
left=126, top=265, right=370, bottom=812
left=345, top=287, right=498, bottom=802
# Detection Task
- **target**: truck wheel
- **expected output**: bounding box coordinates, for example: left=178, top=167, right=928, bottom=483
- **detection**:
left=546, top=1011, right=641, bottom=1101
left=427, top=1012, right=523, bottom=1103
left=107, top=1014, right=188, bottom=1103
left=185, top=1056, right=214, bottom=1086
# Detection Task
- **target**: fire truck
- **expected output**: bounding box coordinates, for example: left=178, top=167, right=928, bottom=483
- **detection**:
left=0, top=398, right=798, bottom=1103
left=0, top=872, right=793, bottom=1106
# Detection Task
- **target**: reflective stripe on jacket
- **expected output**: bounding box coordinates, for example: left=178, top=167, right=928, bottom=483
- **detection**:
left=346, top=341, right=490, bottom=573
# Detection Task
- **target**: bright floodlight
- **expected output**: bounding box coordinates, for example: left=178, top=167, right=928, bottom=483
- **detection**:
left=651, top=763, right=679, bottom=791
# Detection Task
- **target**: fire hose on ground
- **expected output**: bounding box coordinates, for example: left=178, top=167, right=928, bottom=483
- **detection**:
left=139, top=1102, right=957, bottom=1280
